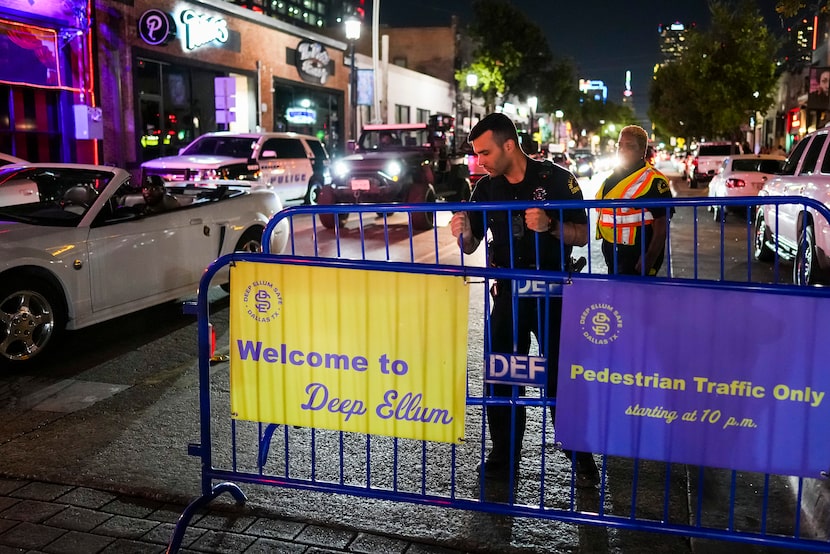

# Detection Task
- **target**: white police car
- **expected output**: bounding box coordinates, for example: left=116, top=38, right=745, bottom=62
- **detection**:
left=141, top=131, right=331, bottom=205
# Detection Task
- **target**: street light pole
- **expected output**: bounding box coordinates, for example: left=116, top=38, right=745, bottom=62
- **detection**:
left=466, top=73, right=478, bottom=133
left=554, top=109, right=564, bottom=146
left=527, top=96, right=537, bottom=152
left=344, top=16, right=361, bottom=144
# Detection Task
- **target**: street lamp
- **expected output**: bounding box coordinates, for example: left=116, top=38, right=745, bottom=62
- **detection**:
left=527, top=96, right=537, bottom=136
left=466, top=73, right=478, bottom=132
left=344, top=15, right=361, bottom=143
left=554, top=109, right=564, bottom=145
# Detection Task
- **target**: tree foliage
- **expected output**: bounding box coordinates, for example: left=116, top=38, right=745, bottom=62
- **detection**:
left=458, top=0, right=575, bottom=114
left=569, top=99, right=638, bottom=142
left=650, top=0, right=780, bottom=141
left=776, top=0, right=829, bottom=16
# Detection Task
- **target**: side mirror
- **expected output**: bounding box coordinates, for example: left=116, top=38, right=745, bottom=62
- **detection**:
left=178, top=147, right=186, bottom=155
left=261, top=150, right=277, bottom=159
left=347, top=140, right=356, bottom=153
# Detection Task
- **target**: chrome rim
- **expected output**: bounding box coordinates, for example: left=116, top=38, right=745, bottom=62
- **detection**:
left=240, top=237, right=262, bottom=253
left=0, top=289, right=55, bottom=361
left=308, top=182, right=322, bottom=205
left=796, top=228, right=814, bottom=285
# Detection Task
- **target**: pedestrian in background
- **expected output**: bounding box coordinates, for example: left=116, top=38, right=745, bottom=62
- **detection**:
left=450, top=113, right=599, bottom=487
left=597, top=125, right=672, bottom=276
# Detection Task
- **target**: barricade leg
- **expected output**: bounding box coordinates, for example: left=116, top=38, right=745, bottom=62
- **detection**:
left=166, top=482, right=247, bottom=553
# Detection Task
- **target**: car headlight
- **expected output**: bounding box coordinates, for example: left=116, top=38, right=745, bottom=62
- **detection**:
left=385, top=161, right=402, bottom=181
left=333, top=161, right=349, bottom=178
left=192, top=168, right=220, bottom=180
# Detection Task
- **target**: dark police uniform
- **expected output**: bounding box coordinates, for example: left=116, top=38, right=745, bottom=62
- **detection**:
left=467, top=158, right=587, bottom=466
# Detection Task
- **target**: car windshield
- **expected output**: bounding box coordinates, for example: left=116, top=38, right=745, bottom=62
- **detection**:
left=359, top=129, right=429, bottom=151
left=700, top=144, right=739, bottom=156
left=0, top=167, right=114, bottom=226
left=180, top=136, right=258, bottom=158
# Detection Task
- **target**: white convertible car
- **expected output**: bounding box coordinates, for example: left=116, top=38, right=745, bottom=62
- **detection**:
left=0, top=164, right=289, bottom=367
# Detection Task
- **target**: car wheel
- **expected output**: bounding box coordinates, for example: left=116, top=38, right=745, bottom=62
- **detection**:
left=753, top=209, right=774, bottom=262
left=794, top=224, right=821, bottom=285
left=304, top=179, right=323, bottom=205
left=221, top=228, right=263, bottom=293
left=316, top=186, right=348, bottom=230
left=407, top=183, right=436, bottom=230
left=0, top=276, right=65, bottom=367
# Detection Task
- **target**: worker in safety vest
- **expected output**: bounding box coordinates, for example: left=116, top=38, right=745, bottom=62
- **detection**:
left=597, top=125, right=673, bottom=275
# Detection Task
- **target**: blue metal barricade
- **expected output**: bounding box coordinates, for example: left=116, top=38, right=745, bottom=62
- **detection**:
left=168, top=195, right=830, bottom=553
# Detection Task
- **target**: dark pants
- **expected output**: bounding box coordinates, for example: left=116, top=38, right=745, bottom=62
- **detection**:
left=601, top=240, right=665, bottom=276
left=486, top=281, right=561, bottom=460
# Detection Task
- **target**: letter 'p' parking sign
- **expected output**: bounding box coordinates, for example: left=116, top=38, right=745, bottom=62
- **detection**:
left=138, top=9, right=177, bottom=46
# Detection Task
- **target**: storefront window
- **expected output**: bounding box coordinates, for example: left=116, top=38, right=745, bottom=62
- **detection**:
left=273, top=77, right=341, bottom=155
left=0, top=84, right=62, bottom=162
left=138, top=57, right=253, bottom=163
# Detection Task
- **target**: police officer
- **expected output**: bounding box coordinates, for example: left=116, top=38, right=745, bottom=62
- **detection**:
left=450, top=113, right=598, bottom=486
left=597, top=125, right=672, bottom=275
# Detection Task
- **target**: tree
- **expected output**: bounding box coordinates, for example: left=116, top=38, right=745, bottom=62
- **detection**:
left=650, top=0, right=780, bottom=141
left=569, top=99, right=637, bottom=147
left=457, top=0, right=578, bottom=118
left=467, top=0, right=553, bottom=100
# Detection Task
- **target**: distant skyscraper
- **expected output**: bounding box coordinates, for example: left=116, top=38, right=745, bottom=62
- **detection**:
left=781, top=16, right=814, bottom=68
left=622, top=69, right=633, bottom=107
left=657, top=21, right=691, bottom=65
left=220, top=0, right=357, bottom=30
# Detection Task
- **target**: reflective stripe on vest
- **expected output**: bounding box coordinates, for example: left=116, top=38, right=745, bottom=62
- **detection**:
left=596, top=165, right=663, bottom=245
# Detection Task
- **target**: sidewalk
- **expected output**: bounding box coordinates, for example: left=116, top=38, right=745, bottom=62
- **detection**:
left=0, top=478, right=461, bottom=554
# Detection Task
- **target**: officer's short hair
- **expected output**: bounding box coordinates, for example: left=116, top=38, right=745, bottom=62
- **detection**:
left=469, top=113, right=519, bottom=148
left=619, top=125, right=648, bottom=155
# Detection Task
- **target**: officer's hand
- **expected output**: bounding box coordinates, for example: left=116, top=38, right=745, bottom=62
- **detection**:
left=525, top=207, right=555, bottom=233
left=450, top=211, right=472, bottom=241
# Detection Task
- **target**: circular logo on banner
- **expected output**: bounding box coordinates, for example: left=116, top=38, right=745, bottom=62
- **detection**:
left=242, top=280, right=282, bottom=323
left=579, top=303, right=623, bottom=345
left=138, top=9, right=177, bottom=46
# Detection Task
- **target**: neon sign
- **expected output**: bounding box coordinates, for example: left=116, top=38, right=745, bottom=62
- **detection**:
left=180, top=9, right=228, bottom=50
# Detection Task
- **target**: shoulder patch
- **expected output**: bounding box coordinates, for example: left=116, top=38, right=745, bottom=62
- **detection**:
left=568, top=175, right=581, bottom=195
left=657, top=179, right=670, bottom=194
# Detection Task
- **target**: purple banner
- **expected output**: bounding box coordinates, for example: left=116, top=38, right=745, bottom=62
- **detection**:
left=557, top=279, right=830, bottom=478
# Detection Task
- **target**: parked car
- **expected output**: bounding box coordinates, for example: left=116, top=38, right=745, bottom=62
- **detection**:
left=140, top=131, right=331, bottom=206
left=0, top=164, right=288, bottom=367
left=318, top=116, right=471, bottom=230
left=571, top=151, right=595, bottom=178
left=708, top=154, right=785, bottom=219
left=754, top=127, right=830, bottom=285
left=550, top=151, right=573, bottom=170
left=689, top=142, right=745, bottom=188
left=0, top=153, right=27, bottom=167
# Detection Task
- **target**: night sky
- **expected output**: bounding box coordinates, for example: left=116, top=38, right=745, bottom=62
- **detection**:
left=375, top=0, right=785, bottom=121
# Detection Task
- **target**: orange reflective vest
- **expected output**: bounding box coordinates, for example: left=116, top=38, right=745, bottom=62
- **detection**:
left=596, top=164, right=667, bottom=245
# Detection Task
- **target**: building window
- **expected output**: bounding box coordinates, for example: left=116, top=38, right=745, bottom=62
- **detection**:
left=395, top=104, right=410, bottom=124
left=416, top=108, right=430, bottom=124
left=0, top=84, right=63, bottom=162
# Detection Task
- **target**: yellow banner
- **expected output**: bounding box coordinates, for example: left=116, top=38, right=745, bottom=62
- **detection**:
left=229, top=262, right=469, bottom=443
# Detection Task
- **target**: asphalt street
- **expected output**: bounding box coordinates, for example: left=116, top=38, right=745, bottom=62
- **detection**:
left=0, top=164, right=827, bottom=553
